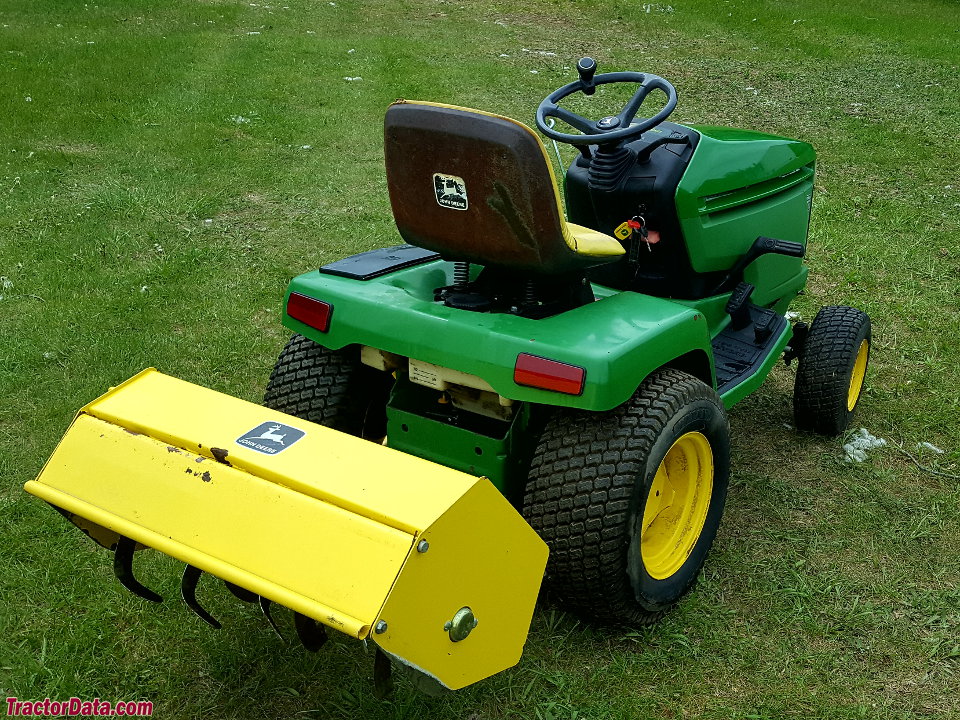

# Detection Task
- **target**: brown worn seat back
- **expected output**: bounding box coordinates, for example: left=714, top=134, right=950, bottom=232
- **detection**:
left=383, top=101, right=619, bottom=275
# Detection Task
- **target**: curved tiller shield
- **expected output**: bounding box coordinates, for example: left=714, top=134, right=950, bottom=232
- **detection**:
left=25, top=369, right=548, bottom=691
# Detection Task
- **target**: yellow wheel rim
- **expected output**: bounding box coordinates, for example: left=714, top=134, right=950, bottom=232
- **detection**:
left=847, top=339, right=869, bottom=412
left=640, top=431, right=714, bottom=580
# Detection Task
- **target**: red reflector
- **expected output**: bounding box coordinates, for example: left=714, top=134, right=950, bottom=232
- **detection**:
left=286, top=292, right=332, bottom=332
left=514, top=353, right=585, bottom=395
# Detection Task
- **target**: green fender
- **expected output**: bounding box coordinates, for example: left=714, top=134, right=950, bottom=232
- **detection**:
left=283, top=261, right=715, bottom=412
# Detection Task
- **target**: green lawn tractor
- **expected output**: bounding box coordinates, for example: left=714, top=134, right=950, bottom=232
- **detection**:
left=27, top=59, right=872, bottom=693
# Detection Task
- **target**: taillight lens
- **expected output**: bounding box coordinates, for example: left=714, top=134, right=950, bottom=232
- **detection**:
left=514, top=353, right=585, bottom=395
left=286, top=292, right=332, bottom=332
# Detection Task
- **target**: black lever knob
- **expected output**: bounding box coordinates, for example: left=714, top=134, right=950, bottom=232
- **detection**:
left=577, top=57, right=598, bottom=95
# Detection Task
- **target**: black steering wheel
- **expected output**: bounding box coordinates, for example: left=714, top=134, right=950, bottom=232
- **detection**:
left=535, top=57, right=678, bottom=146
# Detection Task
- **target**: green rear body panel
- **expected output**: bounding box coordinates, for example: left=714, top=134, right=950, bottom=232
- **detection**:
left=283, top=262, right=714, bottom=413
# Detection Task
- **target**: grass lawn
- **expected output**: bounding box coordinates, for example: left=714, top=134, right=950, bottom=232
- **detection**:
left=2, top=0, right=959, bottom=717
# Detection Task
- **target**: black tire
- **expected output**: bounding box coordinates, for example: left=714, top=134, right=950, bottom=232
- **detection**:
left=263, top=335, right=392, bottom=438
left=794, top=306, right=871, bottom=436
left=522, top=368, right=730, bottom=626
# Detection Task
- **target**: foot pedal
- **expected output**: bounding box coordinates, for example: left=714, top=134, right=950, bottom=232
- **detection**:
left=725, top=282, right=755, bottom=330
left=754, top=312, right=776, bottom=343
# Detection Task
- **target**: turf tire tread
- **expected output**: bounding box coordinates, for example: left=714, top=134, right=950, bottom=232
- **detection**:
left=793, top=306, right=871, bottom=436
left=263, top=335, right=369, bottom=434
left=522, top=368, right=724, bottom=627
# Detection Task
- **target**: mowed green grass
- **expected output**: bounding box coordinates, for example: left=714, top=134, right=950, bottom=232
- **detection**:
left=1, top=0, right=958, bottom=717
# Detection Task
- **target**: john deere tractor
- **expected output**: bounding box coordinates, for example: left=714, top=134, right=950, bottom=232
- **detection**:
left=27, top=59, right=871, bottom=692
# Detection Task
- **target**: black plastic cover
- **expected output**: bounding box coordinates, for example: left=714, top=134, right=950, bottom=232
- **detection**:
left=319, top=245, right=440, bottom=281
left=565, top=121, right=713, bottom=298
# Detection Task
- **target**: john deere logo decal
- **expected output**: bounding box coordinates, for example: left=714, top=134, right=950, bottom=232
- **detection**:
left=236, top=422, right=305, bottom=455
left=433, top=173, right=468, bottom=210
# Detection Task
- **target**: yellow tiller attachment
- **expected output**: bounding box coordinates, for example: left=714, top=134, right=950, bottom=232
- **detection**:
left=25, top=369, right=548, bottom=691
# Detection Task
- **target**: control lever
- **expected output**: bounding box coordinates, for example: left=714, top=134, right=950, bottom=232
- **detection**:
left=713, top=236, right=806, bottom=295
left=577, top=57, right=598, bottom=95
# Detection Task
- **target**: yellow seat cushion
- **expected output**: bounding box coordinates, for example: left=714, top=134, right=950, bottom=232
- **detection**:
left=564, top=222, right=626, bottom=259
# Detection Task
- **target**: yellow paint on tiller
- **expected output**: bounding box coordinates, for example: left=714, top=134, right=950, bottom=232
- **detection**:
left=25, top=369, right=548, bottom=690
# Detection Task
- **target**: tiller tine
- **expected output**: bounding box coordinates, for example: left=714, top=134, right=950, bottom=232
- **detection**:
left=113, top=536, right=162, bottom=603
left=224, top=581, right=258, bottom=603
left=181, top=564, right=222, bottom=629
left=259, top=596, right=285, bottom=641
left=25, top=369, right=548, bottom=691
left=294, top=612, right=328, bottom=652
left=373, top=648, right=394, bottom=699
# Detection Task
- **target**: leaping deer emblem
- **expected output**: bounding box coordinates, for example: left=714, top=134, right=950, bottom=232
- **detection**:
left=252, top=424, right=287, bottom=445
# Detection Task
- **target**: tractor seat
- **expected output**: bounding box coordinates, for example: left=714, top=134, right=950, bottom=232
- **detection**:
left=383, top=101, right=625, bottom=275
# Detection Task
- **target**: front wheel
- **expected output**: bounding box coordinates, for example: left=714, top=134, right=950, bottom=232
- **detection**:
left=793, top=306, right=871, bottom=436
left=522, top=368, right=730, bottom=626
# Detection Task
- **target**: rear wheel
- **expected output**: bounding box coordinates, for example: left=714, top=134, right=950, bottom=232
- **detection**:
left=793, top=306, right=871, bottom=436
left=263, top=335, right=392, bottom=438
left=522, top=368, right=730, bottom=626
